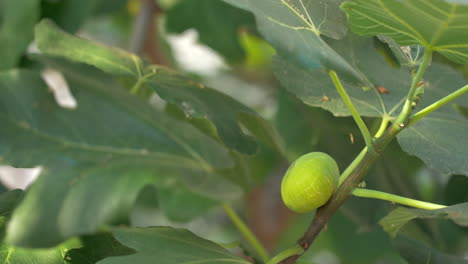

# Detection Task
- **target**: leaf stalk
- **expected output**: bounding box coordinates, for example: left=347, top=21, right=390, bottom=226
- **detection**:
left=222, top=203, right=270, bottom=262
left=352, top=188, right=446, bottom=210
left=266, top=245, right=304, bottom=264
left=329, top=70, right=374, bottom=153
left=410, top=84, right=468, bottom=125
left=396, top=49, right=432, bottom=125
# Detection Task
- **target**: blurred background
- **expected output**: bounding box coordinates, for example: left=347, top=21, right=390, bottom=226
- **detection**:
left=1, top=0, right=467, bottom=263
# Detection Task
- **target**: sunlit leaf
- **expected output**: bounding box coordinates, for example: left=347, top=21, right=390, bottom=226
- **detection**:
left=342, top=0, right=468, bottom=64
left=0, top=245, right=69, bottom=264
left=36, top=20, right=143, bottom=77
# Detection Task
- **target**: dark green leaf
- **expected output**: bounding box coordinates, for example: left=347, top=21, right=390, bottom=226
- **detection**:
left=444, top=175, right=468, bottom=204
left=40, top=0, right=122, bottom=33
left=419, top=63, right=468, bottom=109
left=274, top=90, right=318, bottom=160
left=379, top=203, right=468, bottom=238
left=65, top=233, right=135, bottom=264
left=222, top=0, right=372, bottom=86
left=97, top=227, right=250, bottom=264
left=394, top=235, right=468, bottom=264
left=6, top=162, right=157, bottom=247
left=273, top=35, right=408, bottom=118
left=0, top=0, right=40, bottom=70
left=0, top=189, right=24, bottom=240
left=275, top=36, right=468, bottom=118
left=274, top=88, right=364, bottom=165
left=398, top=111, right=468, bottom=176
left=145, top=68, right=285, bottom=155
left=94, top=0, right=128, bottom=15
left=166, top=0, right=256, bottom=63
left=342, top=0, right=468, bottom=64
left=0, top=189, right=23, bottom=217
left=0, top=66, right=231, bottom=170
left=219, top=146, right=280, bottom=190
left=157, top=184, right=218, bottom=222
left=6, top=161, right=239, bottom=248
left=273, top=30, right=468, bottom=175
left=1, top=64, right=241, bottom=247
left=396, top=59, right=468, bottom=176
left=34, top=19, right=284, bottom=155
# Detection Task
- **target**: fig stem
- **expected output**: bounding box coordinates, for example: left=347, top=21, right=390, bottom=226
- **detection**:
left=395, top=49, right=432, bottom=126
left=410, top=84, right=468, bottom=125
left=329, top=70, right=375, bottom=153
left=266, top=245, right=304, bottom=264
left=338, top=147, right=366, bottom=186
left=351, top=188, right=446, bottom=210
left=374, top=115, right=390, bottom=138
left=222, top=203, right=270, bottom=262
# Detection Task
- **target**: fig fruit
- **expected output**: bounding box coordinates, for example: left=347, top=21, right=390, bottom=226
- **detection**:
left=281, top=152, right=340, bottom=213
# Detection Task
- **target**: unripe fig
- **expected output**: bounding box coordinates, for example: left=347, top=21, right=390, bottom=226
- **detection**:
left=281, top=152, right=340, bottom=213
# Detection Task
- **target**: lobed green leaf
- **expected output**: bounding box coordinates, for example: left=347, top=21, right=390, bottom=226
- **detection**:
left=96, top=227, right=251, bottom=264
left=342, top=0, right=468, bottom=64
left=0, top=66, right=231, bottom=170
left=222, top=0, right=372, bottom=86
left=34, top=19, right=283, bottom=155
left=1, top=63, right=242, bottom=247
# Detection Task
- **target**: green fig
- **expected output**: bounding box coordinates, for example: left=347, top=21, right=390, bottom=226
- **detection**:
left=281, top=152, right=340, bottom=213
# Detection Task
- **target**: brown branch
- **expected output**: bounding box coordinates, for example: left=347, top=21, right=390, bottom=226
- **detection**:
left=130, top=0, right=168, bottom=65
left=278, top=124, right=403, bottom=264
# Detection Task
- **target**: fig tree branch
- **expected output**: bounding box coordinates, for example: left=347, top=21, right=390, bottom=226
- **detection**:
left=276, top=51, right=434, bottom=264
